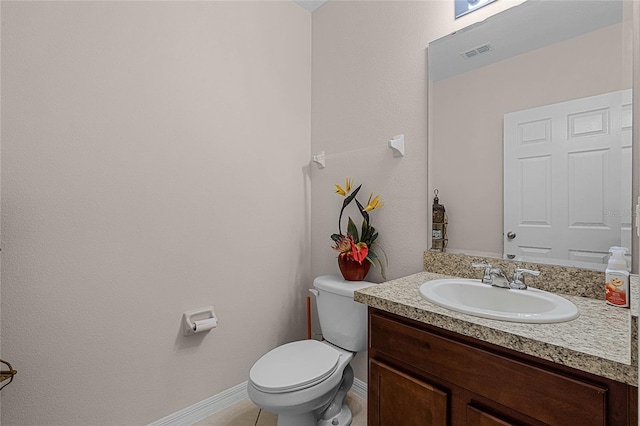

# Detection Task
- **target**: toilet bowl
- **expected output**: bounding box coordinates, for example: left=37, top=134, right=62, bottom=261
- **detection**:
left=247, top=275, right=373, bottom=426
left=248, top=340, right=354, bottom=426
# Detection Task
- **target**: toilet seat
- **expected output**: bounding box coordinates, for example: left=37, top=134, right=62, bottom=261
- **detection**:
left=249, top=340, right=341, bottom=393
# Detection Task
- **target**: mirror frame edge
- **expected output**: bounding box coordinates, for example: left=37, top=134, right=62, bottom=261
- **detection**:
left=633, top=0, right=639, bottom=274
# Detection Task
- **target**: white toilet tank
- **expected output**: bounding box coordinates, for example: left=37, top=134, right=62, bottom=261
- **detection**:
left=313, top=275, right=373, bottom=352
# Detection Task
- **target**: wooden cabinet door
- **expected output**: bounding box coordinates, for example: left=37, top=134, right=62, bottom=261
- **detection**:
left=369, top=359, right=447, bottom=426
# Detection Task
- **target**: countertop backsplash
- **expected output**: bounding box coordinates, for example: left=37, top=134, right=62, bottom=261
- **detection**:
left=424, top=251, right=617, bottom=300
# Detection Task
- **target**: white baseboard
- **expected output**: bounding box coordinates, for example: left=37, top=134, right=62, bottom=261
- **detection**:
left=148, top=378, right=367, bottom=426
left=351, top=378, right=368, bottom=400
left=148, top=381, right=248, bottom=426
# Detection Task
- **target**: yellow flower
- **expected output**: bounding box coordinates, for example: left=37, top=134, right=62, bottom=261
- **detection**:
left=363, top=193, right=384, bottom=212
left=334, top=177, right=353, bottom=197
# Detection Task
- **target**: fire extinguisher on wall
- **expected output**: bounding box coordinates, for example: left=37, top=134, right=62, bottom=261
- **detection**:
left=431, top=189, right=448, bottom=251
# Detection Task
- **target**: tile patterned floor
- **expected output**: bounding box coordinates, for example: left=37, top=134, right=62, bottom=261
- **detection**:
left=194, top=392, right=366, bottom=426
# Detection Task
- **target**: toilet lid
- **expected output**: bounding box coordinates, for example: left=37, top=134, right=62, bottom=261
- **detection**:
left=249, top=340, right=341, bottom=393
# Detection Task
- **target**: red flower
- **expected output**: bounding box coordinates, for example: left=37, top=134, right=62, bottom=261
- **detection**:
left=332, top=234, right=369, bottom=264
left=350, top=241, right=369, bottom=264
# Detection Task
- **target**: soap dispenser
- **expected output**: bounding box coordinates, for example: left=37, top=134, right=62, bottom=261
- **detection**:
left=605, top=246, right=630, bottom=308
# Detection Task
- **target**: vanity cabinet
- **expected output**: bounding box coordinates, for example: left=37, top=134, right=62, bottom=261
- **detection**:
left=367, top=308, right=638, bottom=425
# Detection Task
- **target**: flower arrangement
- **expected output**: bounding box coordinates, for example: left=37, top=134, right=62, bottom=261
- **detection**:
left=331, top=178, right=386, bottom=280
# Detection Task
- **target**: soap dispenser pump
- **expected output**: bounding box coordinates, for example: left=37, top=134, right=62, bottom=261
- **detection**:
left=605, top=246, right=630, bottom=308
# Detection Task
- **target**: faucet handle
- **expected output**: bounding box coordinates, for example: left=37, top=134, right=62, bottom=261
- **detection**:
left=472, top=263, right=493, bottom=284
left=512, top=268, right=540, bottom=289
left=514, top=268, right=540, bottom=278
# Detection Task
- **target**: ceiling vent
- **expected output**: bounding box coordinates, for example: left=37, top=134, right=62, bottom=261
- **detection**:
left=460, top=43, right=494, bottom=59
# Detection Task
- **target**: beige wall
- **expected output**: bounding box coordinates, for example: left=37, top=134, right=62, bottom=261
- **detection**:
left=311, top=0, right=526, bottom=382
left=1, top=2, right=310, bottom=424
left=431, top=23, right=629, bottom=256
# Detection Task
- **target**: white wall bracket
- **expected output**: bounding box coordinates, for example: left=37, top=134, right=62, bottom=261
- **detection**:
left=312, top=151, right=326, bottom=169
left=389, top=134, right=405, bottom=157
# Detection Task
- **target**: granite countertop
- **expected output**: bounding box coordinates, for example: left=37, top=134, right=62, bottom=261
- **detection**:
left=354, top=271, right=638, bottom=386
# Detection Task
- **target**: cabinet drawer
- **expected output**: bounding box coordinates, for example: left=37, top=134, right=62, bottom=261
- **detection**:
left=370, top=312, right=608, bottom=425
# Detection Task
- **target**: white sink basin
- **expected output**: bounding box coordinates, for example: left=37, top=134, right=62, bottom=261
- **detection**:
left=419, top=279, right=579, bottom=323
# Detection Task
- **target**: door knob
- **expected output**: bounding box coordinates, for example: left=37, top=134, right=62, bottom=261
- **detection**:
left=506, top=231, right=516, bottom=240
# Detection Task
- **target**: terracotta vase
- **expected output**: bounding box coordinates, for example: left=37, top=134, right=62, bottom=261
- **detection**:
left=338, top=256, right=371, bottom=281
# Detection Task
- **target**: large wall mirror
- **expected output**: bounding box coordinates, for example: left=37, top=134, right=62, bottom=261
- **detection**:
left=428, top=0, right=635, bottom=271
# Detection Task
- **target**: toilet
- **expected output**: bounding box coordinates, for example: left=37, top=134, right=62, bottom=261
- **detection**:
left=247, top=275, right=373, bottom=426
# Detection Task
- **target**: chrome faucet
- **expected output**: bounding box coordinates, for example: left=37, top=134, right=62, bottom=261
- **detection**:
left=472, top=263, right=540, bottom=290
left=488, top=267, right=511, bottom=288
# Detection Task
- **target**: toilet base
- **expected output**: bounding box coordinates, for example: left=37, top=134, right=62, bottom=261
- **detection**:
left=275, top=403, right=352, bottom=426
left=318, top=363, right=353, bottom=426
left=276, top=412, right=316, bottom=426
left=318, top=404, right=352, bottom=426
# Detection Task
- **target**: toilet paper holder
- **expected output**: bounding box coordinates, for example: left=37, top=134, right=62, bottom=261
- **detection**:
left=183, top=306, right=218, bottom=336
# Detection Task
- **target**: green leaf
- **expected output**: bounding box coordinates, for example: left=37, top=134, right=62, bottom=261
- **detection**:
left=347, top=217, right=359, bottom=242
left=360, top=220, right=369, bottom=241
left=369, top=231, right=378, bottom=244
left=371, top=242, right=388, bottom=280
left=359, top=221, right=378, bottom=246
left=355, top=198, right=370, bottom=224
left=330, top=233, right=342, bottom=242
